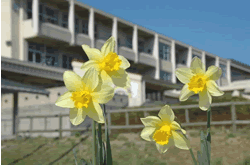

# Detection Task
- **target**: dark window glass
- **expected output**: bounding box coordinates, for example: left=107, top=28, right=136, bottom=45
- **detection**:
left=138, top=41, right=144, bottom=53
left=45, top=7, right=58, bottom=24
left=45, top=56, right=55, bottom=66
left=28, top=51, right=33, bottom=62
left=126, top=37, right=132, bottom=48
left=69, top=57, right=73, bottom=69
left=62, top=12, right=68, bottom=28
left=159, top=43, right=170, bottom=60
left=63, top=55, right=68, bottom=68
left=75, top=18, right=79, bottom=33
left=35, top=53, right=41, bottom=63
left=39, top=4, right=44, bottom=21
left=160, top=71, right=172, bottom=81
left=27, top=0, right=32, bottom=19
left=82, top=20, right=88, bottom=34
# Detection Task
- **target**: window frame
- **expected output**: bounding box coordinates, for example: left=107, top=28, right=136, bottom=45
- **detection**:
left=159, top=42, right=171, bottom=61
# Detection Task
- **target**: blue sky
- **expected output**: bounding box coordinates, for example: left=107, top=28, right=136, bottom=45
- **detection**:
left=79, top=0, right=250, bottom=66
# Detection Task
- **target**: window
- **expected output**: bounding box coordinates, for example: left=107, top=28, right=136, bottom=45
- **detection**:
left=192, top=54, right=201, bottom=59
left=46, top=47, right=59, bottom=66
left=138, top=40, right=144, bottom=53
left=126, top=37, right=132, bottom=49
left=13, top=0, right=20, bottom=12
left=160, top=71, right=172, bottom=81
left=220, top=64, right=226, bottom=78
left=62, top=55, right=73, bottom=69
left=26, top=0, right=32, bottom=19
left=39, top=4, right=58, bottom=25
left=75, top=16, right=79, bottom=33
left=94, top=24, right=98, bottom=38
left=28, top=42, right=59, bottom=67
left=45, top=7, right=58, bottom=24
left=82, top=20, right=88, bottom=34
left=159, top=43, right=170, bottom=61
left=62, top=12, right=68, bottom=28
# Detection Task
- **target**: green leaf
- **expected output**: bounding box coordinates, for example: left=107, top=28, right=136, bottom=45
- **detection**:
left=103, top=104, right=113, bottom=165
left=80, top=158, right=91, bottom=165
left=73, top=148, right=78, bottom=165
left=197, top=151, right=202, bottom=164
left=97, top=123, right=103, bottom=165
left=96, top=129, right=100, bottom=165
left=102, top=142, right=106, bottom=165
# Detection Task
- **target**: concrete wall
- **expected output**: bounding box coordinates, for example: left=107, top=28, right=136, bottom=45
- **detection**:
left=160, top=60, right=172, bottom=72
left=40, top=23, right=71, bottom=43
left=1, top=0, right=12, bottom=58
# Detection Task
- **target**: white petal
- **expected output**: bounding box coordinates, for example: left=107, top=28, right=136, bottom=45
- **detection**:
left=70, top=108, right=87, bottom=126
left=92, top=82, right=114, bottom=104
left=140, top=116, right=162, bottom=127
left=86, top=101, right=105, bottom=123
left=82, top=67, right=99, bottom=92
left=155, top=137, right=175, bottom=153
left=171, top=121, right=186, bottom=134
left=190, top=57, right=205, bottom=74
left=175, top=68, right=193, bottom=84
left=101, top=37, right=115, bottom=56
left=110, top=69, right=130, bottom=88
left=179, top=84, right=195, bottom=101
left=81, top=61, right=100, bottom=72
left=158, top=105, right=175, bottom=124
left=140, top=127, right=156, bottom=141
left=205, top=66, right=222, bottom=81
left=199, top=88, right=212, bottom=111
left=118, top=55, right=130, bottom=70
left=172, top=131, right=190, bottom=150
left=82, top=45, right=103, bottom=61
left=55, top=92, right=74, bottom=108
left=206, top=80, right=224, bottom=96
left=63, top=71, right=84, bottom=92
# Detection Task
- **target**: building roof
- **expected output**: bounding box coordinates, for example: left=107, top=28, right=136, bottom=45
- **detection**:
left=1, top=79, right=50, bottom=95
left=230, top=59, right=250, bottom=70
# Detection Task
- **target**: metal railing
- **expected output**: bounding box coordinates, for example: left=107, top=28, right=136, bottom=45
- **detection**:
left=15, top=101, right=250, bottom=138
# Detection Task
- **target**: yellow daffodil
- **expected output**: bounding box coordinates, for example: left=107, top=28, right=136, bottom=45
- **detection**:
left=175, top=57, right=224, bottom=110
left=140, top=105, right=190, bottom=154
left=81, top=36, right=130, bottom=89
left=55, top=68, right=114, bottom=125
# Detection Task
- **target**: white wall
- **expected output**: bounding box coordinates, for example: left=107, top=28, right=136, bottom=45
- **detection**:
left=1, top=0, right=12, bottom=58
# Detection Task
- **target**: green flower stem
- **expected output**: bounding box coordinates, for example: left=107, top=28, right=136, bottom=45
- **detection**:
left=206, top=106, right=211, bottom=164
left=189, top=148, right=197, bottom=165
left=92, top=120, right=97, bottom=165
left=206, top=106, right=211, bottom=143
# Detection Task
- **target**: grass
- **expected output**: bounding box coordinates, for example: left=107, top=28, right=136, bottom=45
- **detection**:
left=2, top=126, right=250, bottom=165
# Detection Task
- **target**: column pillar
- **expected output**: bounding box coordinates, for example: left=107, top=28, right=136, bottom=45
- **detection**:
left=88, top=8, right=95, bottom=48
left=141, top=80, right=146, bottom=104
left=171, top=40, right=176, bottom=83
left=215, top=56, right=220, bottom=85
left=227, top=60, right=231, bottom=85
left=202, top=51, right=206, bottom=69
left=153, top=33, right=160, bottom=79
left=112, top=17, right=118, bottom=53
left=32, top=0, right=39, bottom=35
left=133, top=25, right=138, bottom=63
left=68, top=0, right=75, bottom=45
left=187, top=46, right=192, bottom=67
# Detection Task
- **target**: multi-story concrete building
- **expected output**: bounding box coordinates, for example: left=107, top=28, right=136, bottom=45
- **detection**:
left=2, top=0, right=250, bottom=138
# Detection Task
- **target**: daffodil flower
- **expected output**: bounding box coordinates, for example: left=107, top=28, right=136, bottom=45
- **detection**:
left=175, top=57, right=224, bottom=110
left=140, top=105, right=190, bottom=154
left=81, top=36, right=130, bottom=89
left=55, top=68, right=114, bottom=125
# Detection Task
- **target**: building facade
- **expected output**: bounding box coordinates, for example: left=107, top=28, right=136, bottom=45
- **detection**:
left=2, top=0, right=250, bottom=138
